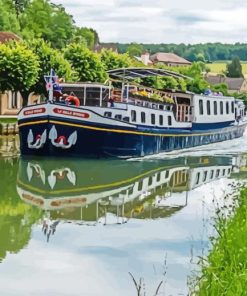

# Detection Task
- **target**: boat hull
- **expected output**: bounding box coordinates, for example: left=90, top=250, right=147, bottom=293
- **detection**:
left=18, top=116, right=247, bottom=158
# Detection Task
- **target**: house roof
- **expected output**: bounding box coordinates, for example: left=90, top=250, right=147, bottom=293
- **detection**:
left=0, top=32, right=21, bottom=43
left=205, top=75, right=245, bottom=90
left=150, top=52, right=191, bottom=65
left=94, top=43, right=118, bottom=53
left=107, top=67, right=191, bottom=80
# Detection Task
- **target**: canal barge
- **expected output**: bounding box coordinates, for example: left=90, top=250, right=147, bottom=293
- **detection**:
left=18, top=68, right=247, bottom=158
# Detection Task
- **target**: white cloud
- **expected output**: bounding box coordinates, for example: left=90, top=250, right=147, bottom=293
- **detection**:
left=51, top=0, right=247, bottom=43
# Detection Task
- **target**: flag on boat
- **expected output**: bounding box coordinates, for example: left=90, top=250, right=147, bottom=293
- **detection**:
left=44, top=69, right=63, bottom=98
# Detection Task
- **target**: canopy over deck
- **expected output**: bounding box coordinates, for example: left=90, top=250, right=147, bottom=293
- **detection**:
left=107, top=67, right=191, bottom=80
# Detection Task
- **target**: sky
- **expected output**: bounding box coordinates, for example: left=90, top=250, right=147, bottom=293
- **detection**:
left=53, top=0, right=247, bottom=44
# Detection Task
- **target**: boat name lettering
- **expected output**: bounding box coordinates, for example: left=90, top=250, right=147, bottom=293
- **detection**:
left=53, top=108, right=90, bottom=119
left=24, top=108, right=46, bottom=116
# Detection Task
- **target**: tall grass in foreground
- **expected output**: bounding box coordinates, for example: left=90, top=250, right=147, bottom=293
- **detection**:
left=191, top=185, right=247, bottom=295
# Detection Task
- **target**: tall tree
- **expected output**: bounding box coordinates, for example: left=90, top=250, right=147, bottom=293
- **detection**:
left=0, top=42, right=39, bottom=102
left=126, top=42, right=143, bottom=57
left=27, top=39, right=75, bottom=97
left=100, top=49, right=131, bottom=71
left=64, top=43, right=107, bottom=82
left=226, top=56, right=243, bottom=78
left=20, top=0, right=75, bottom=48
left=0, top=0, right=20, bottom=33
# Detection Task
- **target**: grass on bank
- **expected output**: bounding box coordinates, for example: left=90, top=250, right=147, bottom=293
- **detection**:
left=193, top=186, right=247, bottom=295
left=0, top=118, right=17, bottom=123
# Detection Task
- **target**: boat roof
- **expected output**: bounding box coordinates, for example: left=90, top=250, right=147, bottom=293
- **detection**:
left=107, top=67, right=191, bottom=80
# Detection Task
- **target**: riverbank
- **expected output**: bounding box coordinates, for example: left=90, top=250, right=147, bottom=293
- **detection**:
left=192, top=185, right=247, bottom=295
left=0, top=117, right=18, bottom=135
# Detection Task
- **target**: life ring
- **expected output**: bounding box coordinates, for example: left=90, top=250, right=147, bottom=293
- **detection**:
left=65, top=95, right=80, bottom=107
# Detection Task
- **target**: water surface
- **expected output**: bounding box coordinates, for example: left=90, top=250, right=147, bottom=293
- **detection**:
left=1, top=136, right=247, bottom=295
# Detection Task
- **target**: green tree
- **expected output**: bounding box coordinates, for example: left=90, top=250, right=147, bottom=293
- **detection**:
left=100, top=49, right=132, bottom=71
left=226, top=56, right=243, bottom=78
left=0, top=0, right=20, bottom=33
left=0, top=42, right=39, bottom=102
left=126, top=42, right=143, bottom=57
left=12, top=0, right=30, bottom=18
left=211, top=83, right=228, bottom=96
left=64, top=43, right=107, bottom=82
left=27, top=39, right=75, bottom=98
left=20, top=0, right=75, bottom=48
left=73, top=27, right=96, bottom=49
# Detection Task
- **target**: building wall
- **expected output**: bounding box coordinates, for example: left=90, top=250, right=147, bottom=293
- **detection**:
left=0, top=91, right=40, bottom=116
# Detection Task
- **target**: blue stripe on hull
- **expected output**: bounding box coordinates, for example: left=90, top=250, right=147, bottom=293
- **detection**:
left=19, top=119, right=247, bottom=158
left=192, top=121, right=235, bottom=130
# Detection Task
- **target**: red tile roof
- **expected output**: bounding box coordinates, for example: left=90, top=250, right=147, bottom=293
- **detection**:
left=0, top=32, right=21, bottom=43
left=150, top=52, right=191, bottom=65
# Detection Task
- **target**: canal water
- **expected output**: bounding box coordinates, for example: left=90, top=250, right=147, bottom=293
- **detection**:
left=1, top=135, right=247, bottom=296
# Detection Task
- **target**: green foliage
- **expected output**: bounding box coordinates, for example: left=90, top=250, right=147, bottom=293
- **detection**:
left=0, top=41, right=39, bottom=92
left=234, top=92, right=247, bottom=107
left=226, top=56, right=243, bottom=78
left=0, top=158, right=42, bottom=262
left=64, top=43, right=107, bottom=82
left=100, top=48, right=132, bottom=71
left=0, top=0, right=20, bottom=33
left=73, top=27, right=97, bottom=49
left=126, top=42, right=143, bottom=57
left=117, top=42, right=247, bottom=62
left=162, top=76, right=178, bottom=90
left=20, top=0, right=75, bottom=48
left=194, top=187, right=247, bottom=295
left=211, top=83, right=228, bottom=96
left=27, top=39, right=75, bottom=95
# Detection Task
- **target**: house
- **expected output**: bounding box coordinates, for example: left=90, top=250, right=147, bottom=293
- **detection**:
left=0, top=31, right=21, bottom=43
left=205, top=75, right=247, bottom=94
left=0, top=32, right=40, bottom=116
left=150, top=52, right=191, bottom=67
left=94, top=43, right=118, bottom=53
left=135, top=52, right=153, bottom=66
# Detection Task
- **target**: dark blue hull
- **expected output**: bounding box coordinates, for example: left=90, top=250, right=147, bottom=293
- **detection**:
left=18, top=116, right=247, bottom=158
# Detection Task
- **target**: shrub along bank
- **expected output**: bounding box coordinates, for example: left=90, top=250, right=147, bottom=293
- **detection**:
left=192, top=186, right=247, bottom=295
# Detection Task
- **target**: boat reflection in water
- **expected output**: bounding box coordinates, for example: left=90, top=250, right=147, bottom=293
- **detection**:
left=17, top=154, right=246, bottom=241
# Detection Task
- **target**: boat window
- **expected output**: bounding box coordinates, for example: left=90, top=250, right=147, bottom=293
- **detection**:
left=214, top=101, right=217, bottom=115
left=141, top=112, right=146, bottom=123
left=138, top=180, right=143, bottom=191
left=156, top=172, right=161, bottom=182
left=159, top=105, right=164, bottom=110
left=207, top=100, right=211, bottom=115
left=226, top=102, right=229, bottom=114
left=159, top=115, right=163, bottom=126
left=203, top=171, right=207, bottom=182
left=231, top=101, right=234, bottom=113
left=220, top=101, right=223, bottom=114
left=128, top=186, right=134, bottom=195
left=131, top=110, right=136, bottom=122
left=148, top=176, right=152, bottom=186
left=165, top=171, right=169, bottom=178
left=216, top=169, right=220, bottom=177
left=199, top=100, right=203, bottom=115
left=195, top=172, right=200, bottom=185
left=151, top=114, right=155, bottom=125
left=123, top=116, right=130, bottom=122
left=168, top=116, right=172, bottom=126
left=228, top=168, right=231, bottom=174
left=115, top=114, right=122, bottom=120
left=222, top=169, right=226, bottom=176
left=210, top=170, right=214, bottom=179
left=104, top=112, right=112, bottom=118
